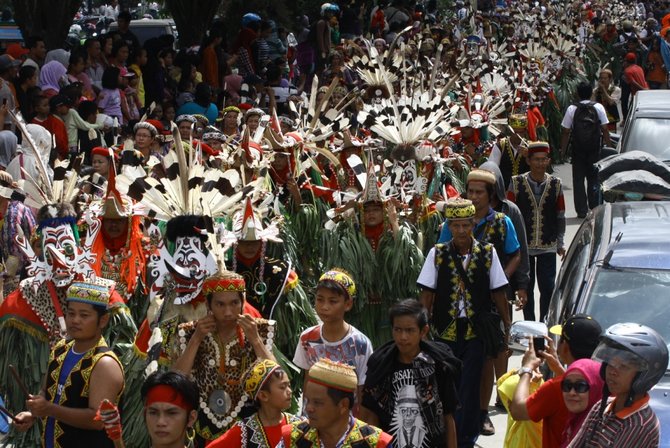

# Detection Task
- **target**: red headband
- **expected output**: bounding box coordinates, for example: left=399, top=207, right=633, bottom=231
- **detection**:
left=145, top=385, right=192, bottom=411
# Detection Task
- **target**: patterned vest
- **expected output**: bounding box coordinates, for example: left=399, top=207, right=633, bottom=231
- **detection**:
left=43, top=337, right=122, bottom=448
left=510, top=174, right=560, bottom=250
left=473, top=211, right=509, bottom=266
left=285, top=419, right=391, bottom=447
left=433, top=239, right=494, bottom=341
left=498, top=138, right=530, bottom=189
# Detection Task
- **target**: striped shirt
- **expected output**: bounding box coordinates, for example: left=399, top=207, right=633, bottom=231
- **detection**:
left=567, top=394, right=659, bottom=448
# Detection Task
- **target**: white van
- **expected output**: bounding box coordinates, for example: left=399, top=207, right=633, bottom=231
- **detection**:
left=108, top=19, right=176, bottom=46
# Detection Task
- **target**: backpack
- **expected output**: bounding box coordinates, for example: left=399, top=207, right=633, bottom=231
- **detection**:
left=571, top=101, right=602, bottom=162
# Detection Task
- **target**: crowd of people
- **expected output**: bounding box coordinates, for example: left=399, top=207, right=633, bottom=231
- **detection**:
left=0, top=0, right=669, bottom=447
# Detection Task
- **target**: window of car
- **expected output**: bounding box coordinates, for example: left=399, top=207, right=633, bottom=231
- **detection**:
left=585, top=267, right=670, bottom=368
left=553, top=223, right=592, bottom=322
left=623, top=117, right=670, bottom=162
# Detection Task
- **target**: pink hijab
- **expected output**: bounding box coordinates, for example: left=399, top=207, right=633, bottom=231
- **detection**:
left=561, top=359, right=605, bottom=447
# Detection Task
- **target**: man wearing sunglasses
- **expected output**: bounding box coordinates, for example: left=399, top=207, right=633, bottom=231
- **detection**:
left=509, top=314, right=602, bottom=448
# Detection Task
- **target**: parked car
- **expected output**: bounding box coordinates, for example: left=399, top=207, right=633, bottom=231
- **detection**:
left=546, top=201, right=670, bottom=446
left=107, top=19, right=176, bottom=47
left=616, top=90, right=670, bottom=163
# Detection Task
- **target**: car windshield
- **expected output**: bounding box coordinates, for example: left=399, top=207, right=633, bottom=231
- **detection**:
left=586, top=268, right=670, bottom=369
left=625, top=117, right=670, bottom=161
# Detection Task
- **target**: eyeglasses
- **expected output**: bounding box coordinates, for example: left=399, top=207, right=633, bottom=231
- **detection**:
left=561, top=380, right=590, bottom=393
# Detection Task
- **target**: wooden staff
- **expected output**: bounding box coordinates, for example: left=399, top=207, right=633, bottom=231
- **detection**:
left=9, top=364, right=31, bottom=398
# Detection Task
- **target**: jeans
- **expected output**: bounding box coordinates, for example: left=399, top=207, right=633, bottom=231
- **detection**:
left=445, top=319, right=485, bottom=448
left=523, top=253, right=557, bottom=322
left=572, top=157, right=600, bottom=216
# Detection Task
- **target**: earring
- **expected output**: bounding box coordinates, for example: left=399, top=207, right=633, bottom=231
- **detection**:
left=186, top=426, right=196, bottom=448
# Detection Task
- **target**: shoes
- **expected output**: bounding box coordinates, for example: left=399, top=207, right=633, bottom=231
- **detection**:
left=480, top=414, right=495, bottom=436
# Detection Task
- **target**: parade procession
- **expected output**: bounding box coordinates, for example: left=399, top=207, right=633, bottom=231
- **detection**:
left=1, top=0, right=670, bottom=446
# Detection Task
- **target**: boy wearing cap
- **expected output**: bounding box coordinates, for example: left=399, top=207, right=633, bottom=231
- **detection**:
left=209, top=359, right=301, bottom=447
left=293, top=269, right=373, bottom=407
left=507, top=141, right=566, bottom=322
left=13, top=279, right=125, bottom=448
left=279, top=358, right=393, bottom=447
left=510, top=314, right=602, bottom=448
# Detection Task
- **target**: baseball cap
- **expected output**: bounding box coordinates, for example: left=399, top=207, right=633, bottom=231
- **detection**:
left=550, top=314, right=602, bottom=359
left=6, top=43, right=28, bottom=60
left=0, top=54, right=21, bottom=72
left=624, top=52, right=637, bottom=63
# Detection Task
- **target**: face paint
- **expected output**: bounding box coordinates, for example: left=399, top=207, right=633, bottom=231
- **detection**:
left=42, top=224, right=79, bottom=288
left=166, top=236, right=217, bottom=304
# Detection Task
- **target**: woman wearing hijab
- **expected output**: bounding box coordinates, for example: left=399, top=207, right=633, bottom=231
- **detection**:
left=39, top=61, right=67, bottom=98
left=0, top=130, right=16, bottom=170
left=560, top=359, right=604, bottom=447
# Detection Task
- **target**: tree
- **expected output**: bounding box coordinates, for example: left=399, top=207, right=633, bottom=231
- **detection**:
left=164, top=0, right=223, bottom=47
left=12, top=0, right=80, bottom=49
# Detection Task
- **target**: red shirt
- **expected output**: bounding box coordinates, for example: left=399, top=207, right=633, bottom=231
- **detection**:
left=32, top=115, right=69, bottom=159
left=207, top=415, right=288, bottom=447
left=526, top=374, right=571, bottom=448
left=624, top=64, right=649, bottom=95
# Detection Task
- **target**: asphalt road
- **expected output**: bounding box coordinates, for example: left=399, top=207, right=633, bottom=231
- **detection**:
left=477, top=162, right=581, bottom=447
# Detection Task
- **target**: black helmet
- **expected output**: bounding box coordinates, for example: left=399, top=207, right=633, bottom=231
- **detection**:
left=593, top=323, right=669, bottom=395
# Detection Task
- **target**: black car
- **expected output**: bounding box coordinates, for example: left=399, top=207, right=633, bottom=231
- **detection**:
left=547, top=201, right=670, bottom=446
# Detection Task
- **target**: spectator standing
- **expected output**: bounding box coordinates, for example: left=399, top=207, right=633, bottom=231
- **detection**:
left=510, top=314, right=602, bottom=448
left=116, top=10, right=140, bottom=52
left=14, top=65, right=38, bottom=120
left=645, top=38, right=667, bottom=88
left=176, top=82, right=218, bottom=124
left=38, top=60, right=67, bottom=98
left=97, top=66, right=123, bottom=125
left=559, top=82, right=611, bottom=218
left=85, top=38, right=105, bottom=91
left=21, top=36, right=46, bottom=80
left=0, top=55, right=19, bottom=131
left=568, top=323, right=668, bottom=448
left=199, top=30, right=223, bottom=90
left=128, top=47, right=147, bottom=107
left=31, top=95, right=68, bottom=160
left=592, top=69, right=620, bottom=132
left=623, top=52, right=649, bottom=96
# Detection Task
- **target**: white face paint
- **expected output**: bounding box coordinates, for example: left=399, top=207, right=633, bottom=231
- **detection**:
left=165, top=236, right=217, bottom=304
left=41, top=224, right=79, bottom=288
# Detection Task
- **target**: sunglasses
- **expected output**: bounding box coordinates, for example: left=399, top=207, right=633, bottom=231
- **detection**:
left=561, top=380, right=590, bottom=394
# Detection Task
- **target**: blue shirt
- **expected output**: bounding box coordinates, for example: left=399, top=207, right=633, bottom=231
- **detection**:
left=44, top=348, right=86, bottom=448
left=437, top=207, right=520, bottom=255
left=176, top=101, right=219, bottom=125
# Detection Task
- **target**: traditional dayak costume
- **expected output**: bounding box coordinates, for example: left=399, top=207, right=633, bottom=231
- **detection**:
left=280, top=358, right=393, bottom=448
left=42, top=280, right=124, bottom=448
left=174, top=270, right=275, bottom=442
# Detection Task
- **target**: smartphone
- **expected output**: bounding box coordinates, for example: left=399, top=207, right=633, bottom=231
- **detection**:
left=533, top=336, right=545, bottom=356
left=2, top=98, right=6, bottom=106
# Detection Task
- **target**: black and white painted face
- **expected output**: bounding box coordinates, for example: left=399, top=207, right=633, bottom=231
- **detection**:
left=42, top=224, right=78, bottom=288
left=166, top=236, right=215, bottom=304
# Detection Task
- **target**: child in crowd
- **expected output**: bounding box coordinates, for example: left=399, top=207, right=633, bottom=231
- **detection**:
left=207, top=359, right=300, bottom=447
left=32, top=94, right=68, bottom=160
left=52, top=94, right=103, bottom=157
left=292, top=269, right=373, bottom=409
left=98, top=66, right=123, bottom=125
left=360, top=299, right=460, bottom=448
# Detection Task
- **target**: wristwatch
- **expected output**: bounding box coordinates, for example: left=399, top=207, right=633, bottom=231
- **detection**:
left=517, top=366, right=533, bottom=377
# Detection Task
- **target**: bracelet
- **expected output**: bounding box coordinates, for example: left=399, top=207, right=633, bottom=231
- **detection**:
left=517, top=366, right=533, bottom=377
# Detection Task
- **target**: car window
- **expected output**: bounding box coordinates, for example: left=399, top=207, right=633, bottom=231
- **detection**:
left=552, top=224, right=592, bottom=322
left=623, top=117, right=670, bottom=161
left=130, top=26, right=171, bottom=46
left=586, top=268, right=670, bottom=368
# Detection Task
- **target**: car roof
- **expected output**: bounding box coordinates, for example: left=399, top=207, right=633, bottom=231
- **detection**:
left=630, top=90, right=670, bottom=116
left=595, top=202, right=670, bottom=269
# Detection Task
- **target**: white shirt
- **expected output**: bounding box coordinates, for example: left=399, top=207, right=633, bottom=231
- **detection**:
left=417, top=244, right=509, bottom=317
left=560, top=100, right=609, bottom=129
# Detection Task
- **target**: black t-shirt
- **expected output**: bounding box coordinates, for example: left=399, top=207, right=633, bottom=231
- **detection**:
left=382, top=360, right=442, bottom=448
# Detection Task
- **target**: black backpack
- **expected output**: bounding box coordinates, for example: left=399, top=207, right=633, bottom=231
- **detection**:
left=571, top=101, right=603, bottom=162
